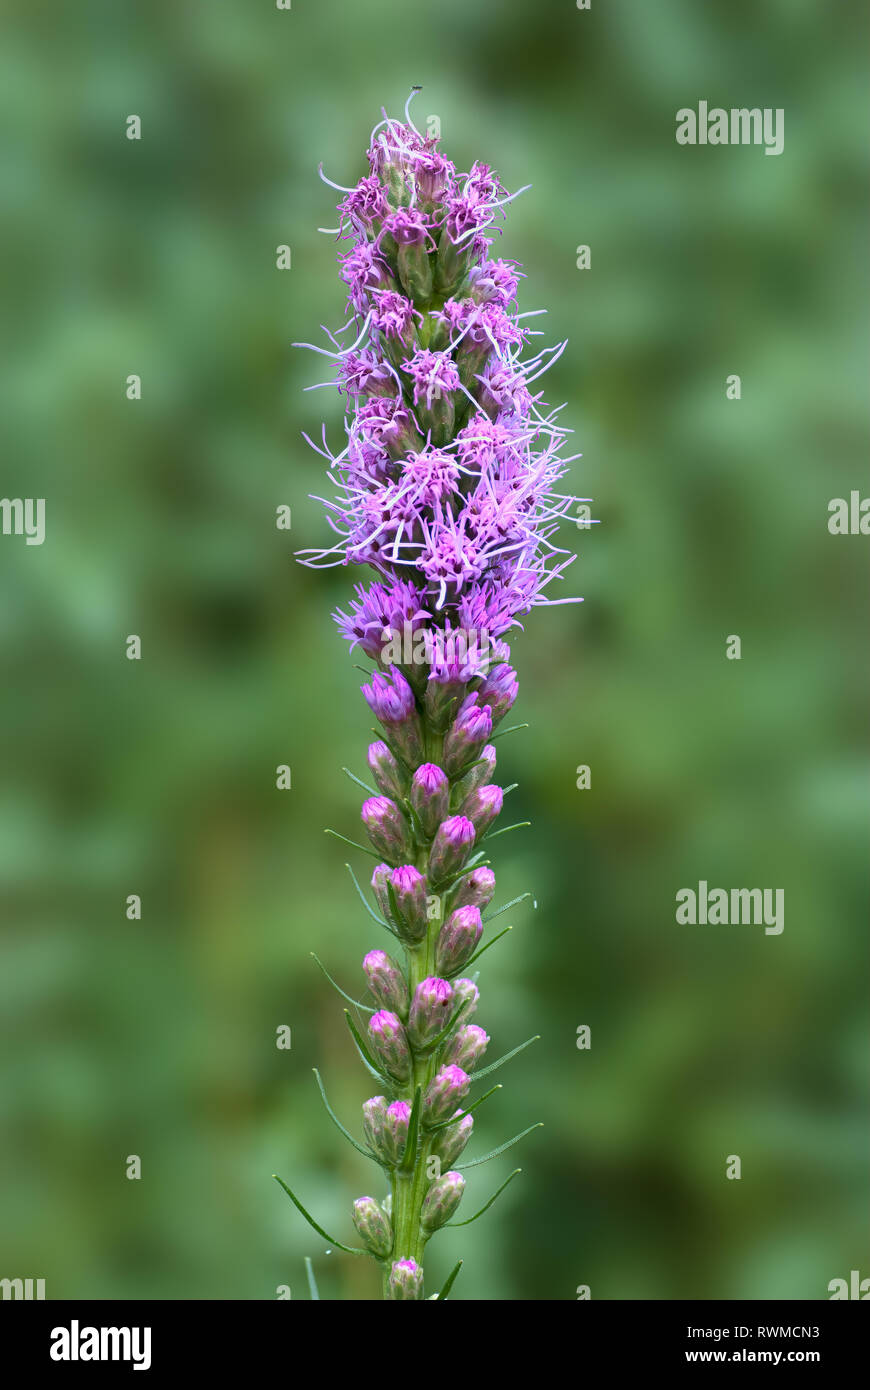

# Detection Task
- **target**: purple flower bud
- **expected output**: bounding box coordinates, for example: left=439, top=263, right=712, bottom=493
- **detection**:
left=390, top=864, right=428, bottom=943
left=443, top=700, right=493, bottom=777
left=423, top=1064, right=471, bottom=1126
left=371, top=863, right=392, bottom=920
left=459, top=783, right=503, bottom=837
left=422, top=663, right=467, bottom=732
left=435, top=905, right=483, bottom=976
left=430, top=1110, right=474, bottom=1167
left=381, top=1100, right=412, bottom=1165
left=451, top=977, right=480, bottom=1026
left=368, top=740, right=407, bottom=800
left=476, top=663, right=518, bottom=726
left=368, top=1010, right=412, bottom=1083
left=456, top=743, right=497, bottom=799
left=442, top=1023, right=490, bottom=1072
left=407, top=976, right=454, bottom=1050
left=450, top=865, right=496, bottom=912
left=352, top=1195, right=393, bottom=1258
left=361, top=669, right=424, bottom=767
left=363, top=949, right=409, bottom=1017
left=410, top=763, right=449, bottom=838
left=361, top=796, right=410, bottom=864
left=428, top=815, right=476, bottom=886
left=388, top=1258, right=424, bottom=1300
left=421, top=1171, right=465, bottom=1232
left=362, top=1095, right=388, bottom=1155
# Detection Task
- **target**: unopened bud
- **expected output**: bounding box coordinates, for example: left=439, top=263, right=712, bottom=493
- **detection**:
left=352, top=1195, right=393, bottom=1258
left=407, top=976, right=454, bottom=1050
left=421, top=1171, right=465, bottom=1232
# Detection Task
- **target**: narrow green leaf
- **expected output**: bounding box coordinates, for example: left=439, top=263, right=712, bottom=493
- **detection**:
left=457, top=1122, right=543, bottom=1170
left=471, top=1035, right=540, bottom=1081
left=272, top=1174, right=365, bottom=1254
left=342, top=766, right=379, bottom=798
left=312, top=1068, right=381, bottom=1162
left=344, top=863, right=395, bottom=935
left=481, top=821, right=531, bottom=844
left=462, top=925, right=512, bottom=970
left=398, top=1086, right=422, bottom=1172
left=434, top=1259, right=463, bottom=1300
left=490, top=723, right=529, bottom=742
left=445, top=1168, right=522, bottom=1227
left=482, top=893, right=531, bottom=926
left=426, top=1083, right=502, bottom=1132
left=311, top=954, right=374, bottom=1012
left=344, top=1009, right=392, bottom=1086
left=304, top=1256, right=320, bottom=1301
left=325, top=828, right=380, bottom=860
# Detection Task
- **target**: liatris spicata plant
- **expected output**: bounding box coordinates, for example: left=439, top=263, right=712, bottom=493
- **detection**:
left=274, top=91, right=587, bottom=1302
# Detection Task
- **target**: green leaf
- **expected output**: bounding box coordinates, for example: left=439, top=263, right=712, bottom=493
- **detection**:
left=490, top=722, right=529, bottom=742
left=272, top=1175, right=365, bottom=1254
left=462, top=925, right=512, bottom=970
left=480, top=820, right=531, bottom=844
left=344, top=1009, right=393, bottom=1086
left=471, top=1034, right=540, bottom=1081
left=342, top=766, right=379, bottom=798
left=457, top=1122, right=543, bottom=1170
left=426, top=1083, right=502, bottom=1131
left=445, top=1168, right=522, bottom=1227
left=311, top=953, right=374, bottom=1012
left=304, top=1256, right=320, bottom=1301
left=398, top=1086, right=422, bottom=1172
left=312, top=1068, right=381, bottom=1163
left=482, top=892, right=531, bottom=925
left=344, top=863, right=396, bottom=935
left=434, top=1259, right=463, bottom=1300
left=325, top=828, right=380, bottom=860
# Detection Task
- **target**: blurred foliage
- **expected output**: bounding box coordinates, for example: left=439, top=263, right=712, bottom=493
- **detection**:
left=0, top=0, right=867, bottom=1300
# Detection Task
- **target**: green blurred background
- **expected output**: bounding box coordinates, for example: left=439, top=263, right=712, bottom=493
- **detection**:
left=1, top=0, right=868, bottom=1300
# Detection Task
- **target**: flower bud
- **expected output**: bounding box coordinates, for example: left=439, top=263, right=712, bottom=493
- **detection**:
left=363, top=949, right=409, bottom=1017
left=361, top=796, right=410, bottom=864
left=443, top=700, right=493, bottom=777
left=407, top=976, right=454, bottom=1050
left=456, top=743, right=497, bottom=799
left=390, top=864, right=428, bottom=943
left=450, top=865, right=495, bottom=912
left=423, top=664, right=467, bottom=732
left=459, top=783, right=503, bottom=837
left=430, top=1110, right=474, bottom=1167
left=381, top=1100, right=412, bottom=1165
left=423, top=1064, right=471, bottom=1126
left=451, top=977, right=480, bottom=1026
left=362, top=1095, right=388, bottom=1155
left=409, top=763, right=449, bottom=839
left=442, top=1023, right=490, bottom=1072
left=371, top=864, right=392, bottom=920
left=476, top=663, right=518, bottom=726
left=368, top=740, right=407, bottom=800
left=368, top=1010, right=412, bottom=1083
left=421, top=1171, right=465, bottom=1232
left=361, top=669, right=424, bottom=767
left=352, top=1196, right=393, bottom=1258
left=388, top=1258, right=424, bottom=1300
left=435, top=905, right=483, bottom=976
left=428, top=815, right=476, bottom=886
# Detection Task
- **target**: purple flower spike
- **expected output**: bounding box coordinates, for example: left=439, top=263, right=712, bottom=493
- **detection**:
left=410, top=763, right=449, bottom=839
left=363, top=949, right=409, bottom=1017
left=435, top=905, right=483, bottom=977
left=430, top=1110, right=474, bottom=1168
left=388, top=1258, right=424, bottom=1301
left=368, top=1009, right=411, bottom=1083
left=352, top=1196, right=393, bottom=1258
left=442, top=1023, right=490, bottom=1072
left=459, top=783, right=503, bottom=837
left=423, top=1064, right=471, bottom=1126
left=443, top=700, right=493, bottom=777
left=368, top=740, right=407, bottom=801
left=390, top=864, right=428, bottom=943
left=428, top=815, right=476, bottom=886
left=361, top=796, right=410, bottom=864
left=421, top=1171, right=465, bottom=1232
left=407, top=976, right=454, bottom=1050
left=450, top=865, right=496, bottom=912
